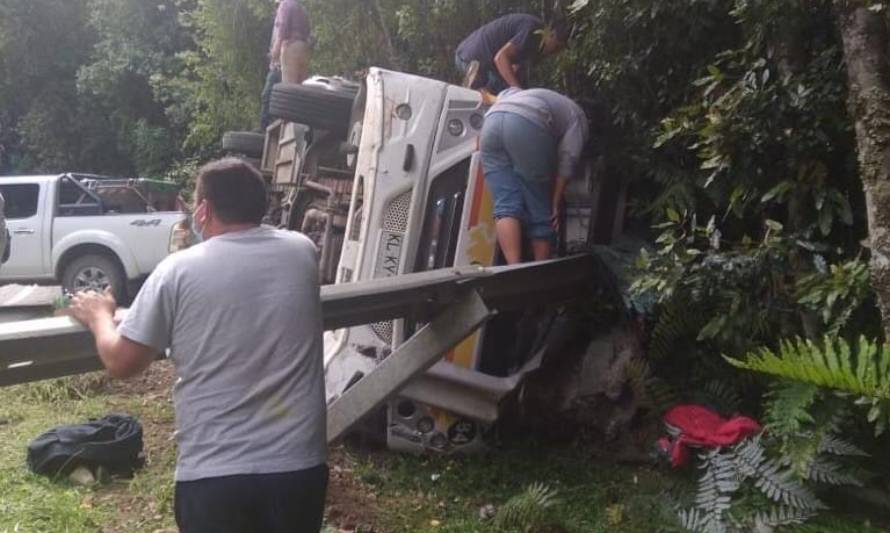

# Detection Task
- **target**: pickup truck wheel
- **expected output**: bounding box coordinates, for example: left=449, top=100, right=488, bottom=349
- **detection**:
left=222, top=131, right=265, bottom=158
left=270, top=83, right=356, bottom=137
left=62, top=254, right=126, bottom=302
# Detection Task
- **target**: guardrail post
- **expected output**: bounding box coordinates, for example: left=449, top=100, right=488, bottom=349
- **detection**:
left=326, top=289, right=492, bottom=444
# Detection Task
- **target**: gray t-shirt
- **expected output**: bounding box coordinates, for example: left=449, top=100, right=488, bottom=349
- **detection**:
left=119, top=225, right=327, bottom=482
left=489, top=87, right=589, bottom=178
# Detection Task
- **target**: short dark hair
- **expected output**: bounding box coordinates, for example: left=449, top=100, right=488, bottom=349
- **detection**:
left=195, top=158, right=267, bottom=225
left=550, top=18, right=572, bottom=43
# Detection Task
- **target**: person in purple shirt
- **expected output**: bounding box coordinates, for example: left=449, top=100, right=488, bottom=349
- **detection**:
left=455, top=14, right=570, bottom=95
left=260, top=0, right=313, bottom=129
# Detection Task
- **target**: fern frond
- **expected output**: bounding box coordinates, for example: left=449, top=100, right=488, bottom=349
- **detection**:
left=493, top=482, right=560, bottom=532
left=625, top=357, right=677, bottom=414
left=725, top=336, right=890, bottom=399
left=805, top=458, right=863, bottom=487
left=732, top=435, right=767, bottom=480
left=649, top=295, right=706, bottom=362
left=751, top=506, right=814, bottom=530
left=697, top=379, right=743, bottom=414
left=763, top=382, right=820, bottom=437
left=753, top=461, right=826, bottom=510
left=817, top=434, right=868, bottom=457
left=677, top=507, right=711, bottom=532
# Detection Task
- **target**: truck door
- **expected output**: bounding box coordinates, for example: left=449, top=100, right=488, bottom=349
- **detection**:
left=0, top=182, right=48, bottom=278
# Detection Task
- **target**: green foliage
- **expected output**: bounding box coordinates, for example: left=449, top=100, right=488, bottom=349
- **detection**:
left=726, top=337, right=890, bottom=400
left=674, top=433, right=872, bottom=532
left=728, top=336, right=890, bottom=435
left=795, top=259, right=873, bottom=336
left=762, top=382, right=820, bottom=437
left=633, top=214, right=799, bottom=359
left=492, top=482, right=561, bottom=533
left=624, top=357, right=677, bottom=415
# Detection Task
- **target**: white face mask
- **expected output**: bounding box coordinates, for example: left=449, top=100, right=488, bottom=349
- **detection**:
left=193, top=200, right=209, bottom=242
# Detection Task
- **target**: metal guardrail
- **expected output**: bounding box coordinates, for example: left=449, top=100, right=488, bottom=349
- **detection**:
left=0, top=254, right=595, bottom=387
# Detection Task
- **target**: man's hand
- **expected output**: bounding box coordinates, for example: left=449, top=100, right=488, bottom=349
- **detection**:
left=70, top=289, right=117, bottom=329
left=69, top=288, right=157, bottom=379
left=551, top=201, right=563, bottom=232
left=551, top=176, right=570, bottom=232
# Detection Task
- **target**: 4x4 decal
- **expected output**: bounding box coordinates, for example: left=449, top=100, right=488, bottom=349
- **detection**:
left=130, top=219, right=162, bottom=227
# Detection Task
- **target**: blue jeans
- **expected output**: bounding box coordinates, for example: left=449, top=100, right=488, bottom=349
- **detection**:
left=454, top=53, right=509, bottom=95
left=480, top=112, right=557, bottom=241
left=260, top=66, right=282, bottom=130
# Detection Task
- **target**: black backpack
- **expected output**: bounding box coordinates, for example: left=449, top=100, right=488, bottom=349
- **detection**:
left=27, top=414, right=145, bottom=479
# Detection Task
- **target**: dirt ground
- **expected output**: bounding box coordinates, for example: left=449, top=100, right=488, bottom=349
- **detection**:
left=103, top=363, right=382, bottom=532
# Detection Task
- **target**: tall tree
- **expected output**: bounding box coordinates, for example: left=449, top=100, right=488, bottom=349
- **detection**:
left=835, top=1, right=890, bottom=340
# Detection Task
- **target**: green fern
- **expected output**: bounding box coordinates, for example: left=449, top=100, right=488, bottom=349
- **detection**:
left=727, top=336, right=890, bottom=435
left=694, top=379, right=743, bottom=415
left=493, top=482, right=561, bottom=533
left=763, top=382, right=820, bottom=436
left=625, top=357, right=677, bottom=414
left=725, top=336, right=890, bottom=399
left=649, top=295, right=707, bottom=362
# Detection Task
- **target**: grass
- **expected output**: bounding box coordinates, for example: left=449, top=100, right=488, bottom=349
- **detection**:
left=0, top=372, right=178, bottom=533
left=348, top=441, right=686, bottom=532
left=0, top=367, right=886, bottom=533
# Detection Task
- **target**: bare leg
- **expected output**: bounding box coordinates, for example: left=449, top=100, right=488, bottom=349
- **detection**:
left=531, top=239, right=551, bottom=261
left=281, top=40, right=311, bottom=84
left=495, top=217, right=523, bottom=264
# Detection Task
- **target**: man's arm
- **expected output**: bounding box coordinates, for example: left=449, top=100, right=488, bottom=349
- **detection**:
left=552, top=115, right=589, bottom=230
left=493, top=42, right=524, bottom=88
left=551, top=175, right=569, bottom=231
left=70, top=291, right=159, bottom=379
left=269, top=2, right=290, bottom=62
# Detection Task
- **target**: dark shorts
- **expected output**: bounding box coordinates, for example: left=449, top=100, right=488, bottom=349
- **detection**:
left=480, top=111, right=557, bottom=241
left=174, top=464, right=328, bottom=533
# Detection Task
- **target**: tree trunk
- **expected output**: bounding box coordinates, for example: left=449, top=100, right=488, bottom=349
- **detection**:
left=836, top=1, right=890, bottom=341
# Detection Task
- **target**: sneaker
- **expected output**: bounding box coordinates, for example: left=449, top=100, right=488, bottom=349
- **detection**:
left=462, top=60, right=480, bottom=89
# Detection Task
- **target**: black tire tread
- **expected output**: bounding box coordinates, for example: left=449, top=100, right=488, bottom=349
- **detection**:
left=222, top=131, right=265, bottom=158
left=270, top=83, right=356, bottom=135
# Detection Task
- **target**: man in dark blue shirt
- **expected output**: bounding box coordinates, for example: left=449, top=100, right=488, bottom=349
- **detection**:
left=455, top=14, right=570, bottom=95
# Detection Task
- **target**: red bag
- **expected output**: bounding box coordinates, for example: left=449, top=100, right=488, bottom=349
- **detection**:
left=657, top=404, right=761, bottom=467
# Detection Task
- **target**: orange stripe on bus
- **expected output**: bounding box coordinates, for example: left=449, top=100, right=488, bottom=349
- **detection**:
left=468, top=163, right=486, bottom=227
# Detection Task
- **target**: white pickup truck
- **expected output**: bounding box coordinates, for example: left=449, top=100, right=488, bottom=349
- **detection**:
left=0, top=174, right=192, bottom=301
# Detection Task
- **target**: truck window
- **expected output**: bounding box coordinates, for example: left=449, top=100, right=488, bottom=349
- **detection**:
left=58, top=177, right=101, bottom=217
left=413, top=158, right=471, bottom=272
left=0, top=184, right=39, bottom=219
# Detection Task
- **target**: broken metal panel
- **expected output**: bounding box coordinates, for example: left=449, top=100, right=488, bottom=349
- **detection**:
left=326, top=289, right=492, bottom=444
left=398, top=350, right=545, bottom=424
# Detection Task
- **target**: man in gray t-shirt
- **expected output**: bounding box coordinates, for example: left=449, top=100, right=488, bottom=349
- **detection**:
left=70, top=158, right=327, bottom=533
left=480, top=88, right=589, bottom=263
